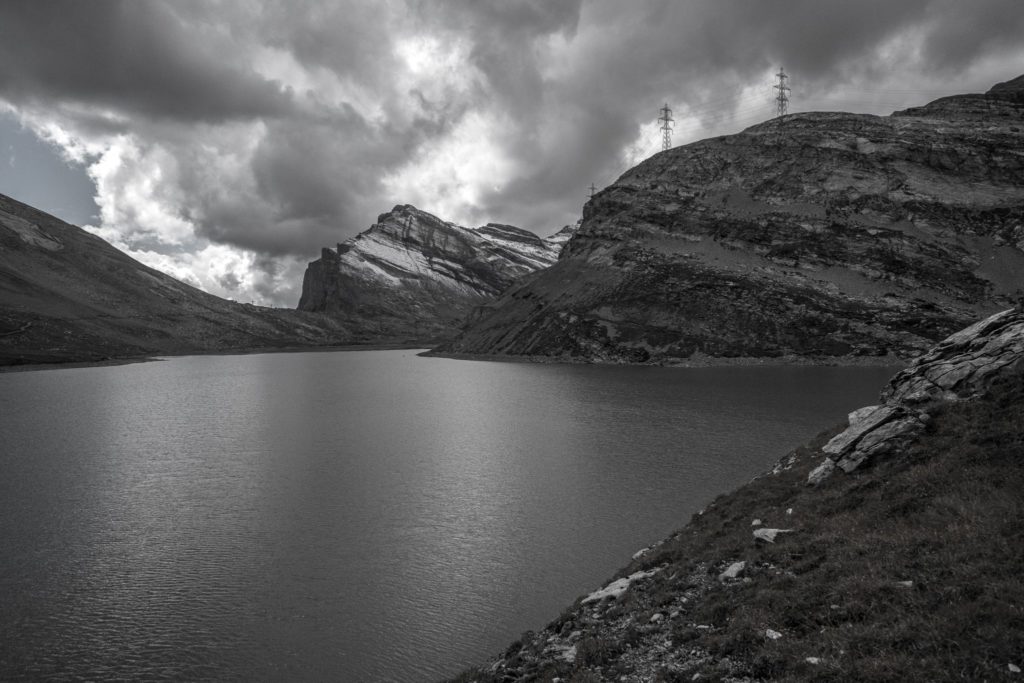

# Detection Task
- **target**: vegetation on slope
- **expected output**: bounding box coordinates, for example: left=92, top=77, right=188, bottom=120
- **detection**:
left=0, top=192, right=363, bottom=367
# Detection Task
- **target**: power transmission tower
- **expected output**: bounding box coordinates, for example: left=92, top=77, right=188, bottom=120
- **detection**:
left=588, top=183, right=597, bottom=199
left=658, top=103, right=674, bottom=150
left=774, top=67, right=791, bottom=117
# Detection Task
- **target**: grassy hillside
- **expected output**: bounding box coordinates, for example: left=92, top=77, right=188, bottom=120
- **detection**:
left=0, top=192, right=369, bottom=366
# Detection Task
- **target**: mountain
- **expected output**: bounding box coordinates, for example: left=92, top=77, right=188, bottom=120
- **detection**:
left=447, top=307, right=1024, bottom=681
left=297, top=205, right=571, bottom=340
left=437, top=76, right=1024, bottom=363
left=0, top=192, right=355, bottom=367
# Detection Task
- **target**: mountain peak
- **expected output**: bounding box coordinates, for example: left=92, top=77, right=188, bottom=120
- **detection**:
left=298, top=205, right=574, bottom=340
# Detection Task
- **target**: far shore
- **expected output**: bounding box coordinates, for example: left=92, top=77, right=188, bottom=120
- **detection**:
left=0, top=342, right=434, bottom=374
left=421, top=349, right=910, bottom=369
left=1, top=343, right=911, bottom=374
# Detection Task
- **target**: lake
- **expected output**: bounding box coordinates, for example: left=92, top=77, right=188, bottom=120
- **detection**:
left=0, top=350, right=897, bottom=681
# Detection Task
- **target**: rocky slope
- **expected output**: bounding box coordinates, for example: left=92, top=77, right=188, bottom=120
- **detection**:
left=448, top=307, right=1024, bottom=682
left=439, top=76, right=1024, bottom=363
left=298, top=205, right=571, bottom=340
left=809, top=306, right=1024, bottom=483
left=0, top=192, right=355, bottom=367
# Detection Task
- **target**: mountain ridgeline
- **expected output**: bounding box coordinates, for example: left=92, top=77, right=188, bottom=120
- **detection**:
left=0, top=193, right=355, bottom=366
left=297, top=205, right=572, bottom=340
left=438, top=75, right=1024, bottom=363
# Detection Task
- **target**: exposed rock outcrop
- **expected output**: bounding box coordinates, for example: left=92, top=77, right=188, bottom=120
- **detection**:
left=298, top=205, right=570, bottom=341
left=438, top=77, right=1024, bottom=363
left=809, top=306, right=1024, bottom=483
left=0, top=192, right=353, bottom=366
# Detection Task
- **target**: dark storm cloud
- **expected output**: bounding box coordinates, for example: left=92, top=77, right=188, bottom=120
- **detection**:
left=918, top=0, right=1024, bottom=70
left=0, top=1, right=294, bottom=122
left=0, top=0, right=1020, bottom=305
left=454, top=0, right=1023, bottom=232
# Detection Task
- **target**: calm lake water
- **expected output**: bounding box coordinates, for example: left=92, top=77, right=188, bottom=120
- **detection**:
left=0, top=350, right=897, bottom=681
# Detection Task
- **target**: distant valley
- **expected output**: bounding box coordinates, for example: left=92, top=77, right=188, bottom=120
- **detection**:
left=0, top=194, right=570, bottom=367
left=0, top=193, right=357, bottom=366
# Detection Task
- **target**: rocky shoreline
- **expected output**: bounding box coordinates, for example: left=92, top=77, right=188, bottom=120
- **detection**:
left=446, top=308, right=1024, bottom=682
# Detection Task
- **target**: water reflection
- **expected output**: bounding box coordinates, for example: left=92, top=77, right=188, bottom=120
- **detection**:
left=0, top=351, right=898, bottom=681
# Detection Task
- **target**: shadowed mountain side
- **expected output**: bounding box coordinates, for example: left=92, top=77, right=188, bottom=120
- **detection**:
left=436, top=76, right=1024, bottom=364
left=0, top=192, right=362, bottom=367
left=298, top=204, right=573, bottom=340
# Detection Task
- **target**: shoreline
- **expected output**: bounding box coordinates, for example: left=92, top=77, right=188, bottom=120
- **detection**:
left=2, top=343, right=910, bottom=374
left=421, top=349, right=910, bottom=369
left=0, top=342, right=434, bottom=374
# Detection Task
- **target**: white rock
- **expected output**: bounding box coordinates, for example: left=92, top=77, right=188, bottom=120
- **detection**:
left=581, top=568, right=660, bottom=603
left=764, top=628, right=783, bottom=640
left=823, top=405, right=898, bottom=456
left=719, top=561, right=746, bottom=581
left=807, top=458, right=836, bottom=485
left=848, top=405, right=881, bottom=425
left=786, top=507, right=793, bottom=515
left=805, top=657, right=821, bottom=665
left=1009, top=663, right=1021, bottom=674
left=836, top=416, right=926, bottom=473
left=753, top=528, right=794, bottom=543
left=751, top=518, right=763, bottom=526
left=895, top=580, right=914, bottom=589
left=650, top=613, right=664, bottom=623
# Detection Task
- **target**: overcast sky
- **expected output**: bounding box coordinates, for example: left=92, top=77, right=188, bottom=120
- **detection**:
left=1, top=0, right=1022, bottom=307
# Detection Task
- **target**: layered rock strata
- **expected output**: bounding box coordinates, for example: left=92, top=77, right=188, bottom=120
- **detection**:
left=809, top=306, right=1024, bottom=483
left=298, top=205, right=570, bottom=340
left=439, top=77, right=1024, bottom=363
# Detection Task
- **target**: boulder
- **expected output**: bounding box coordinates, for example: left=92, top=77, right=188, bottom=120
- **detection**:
left=753, top=528, right=793, bottom=543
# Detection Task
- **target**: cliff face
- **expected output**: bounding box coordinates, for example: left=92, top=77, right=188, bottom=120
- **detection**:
left=439, top=77, right=1024, bottom=363
left=0, top=193, right=352, bottom=366
left=297, top=205, right=569, bottom=340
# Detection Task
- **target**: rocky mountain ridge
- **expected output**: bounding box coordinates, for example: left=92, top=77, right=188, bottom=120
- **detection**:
left=298, top=204, right=570, bottom=340
left=438, top=76, right=1024, bottom=363
left=0, top=192, right=355, bottom=366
